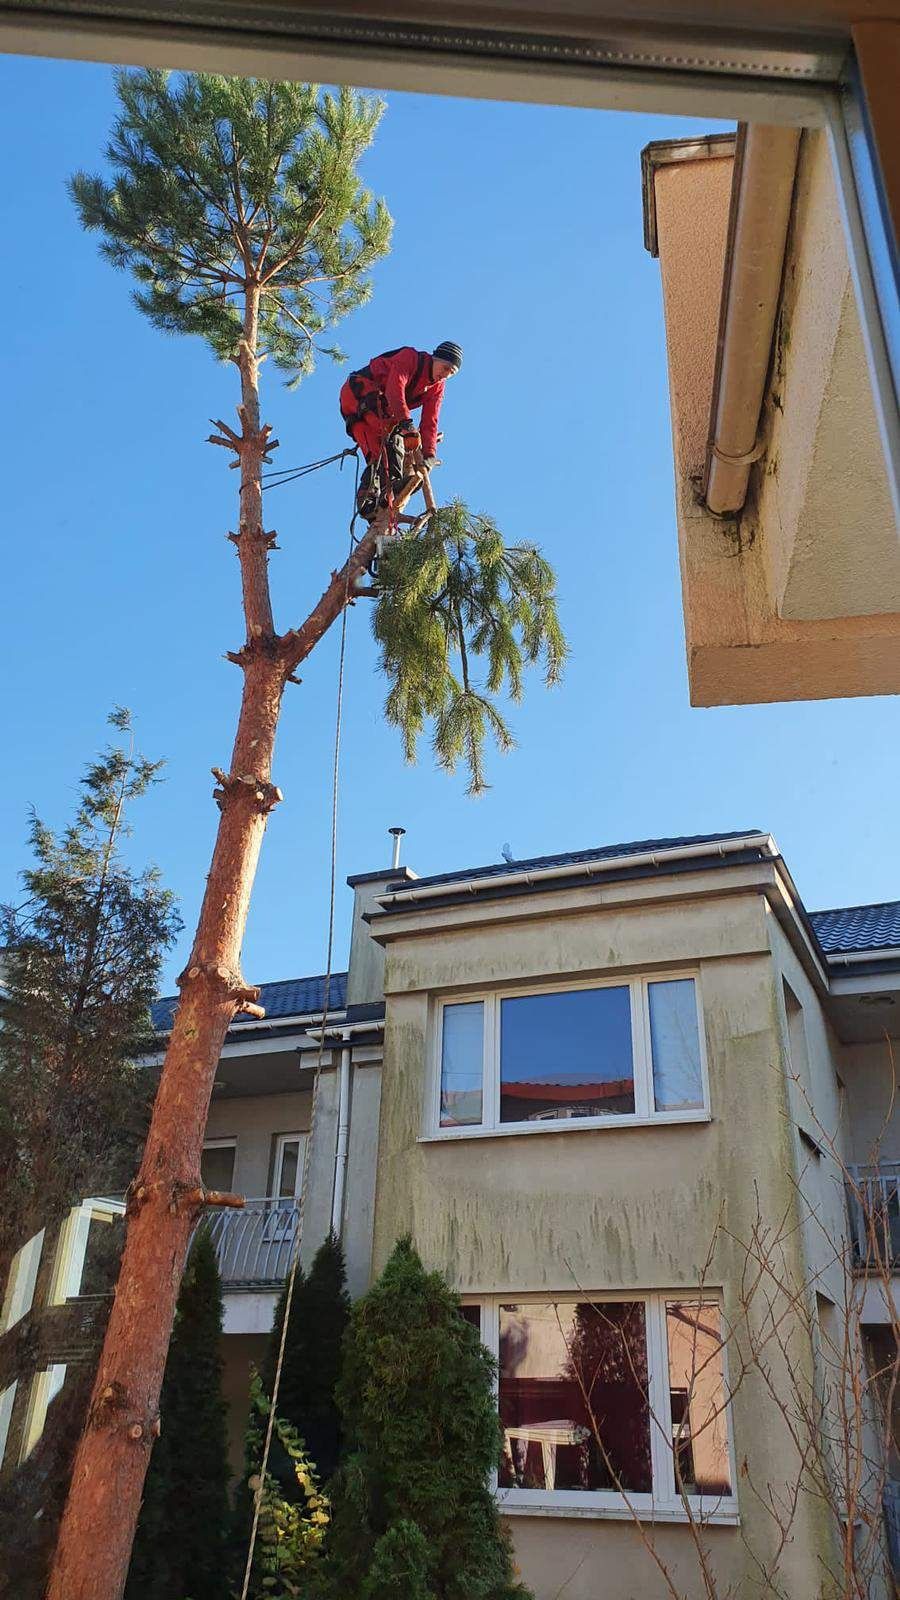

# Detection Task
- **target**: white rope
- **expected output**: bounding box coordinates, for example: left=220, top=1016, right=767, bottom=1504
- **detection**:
left=239, top=456, right=359, bottom=1599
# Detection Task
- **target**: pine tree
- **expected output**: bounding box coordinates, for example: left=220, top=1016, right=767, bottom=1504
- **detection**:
left=323, top=1237, right=532, bottom=1600
left=51, top=72, right=565, bottom=1600
left=0, top=706, right=180, bottom=1283
left=124, top=1226, right=231, bottom=1600
left=262, top=1233, right=350, bottom=1485
left=0, top=709, right=178, bottom=1597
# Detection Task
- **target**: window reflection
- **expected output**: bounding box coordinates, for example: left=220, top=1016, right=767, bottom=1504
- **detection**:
left=499, top=988, right=634, bottom=1123
left=499, top=1301, right=651, bottom=1492
left=649, top=980, right=703, bottom=1111
left=666, top=1302, right=732, bottom=1496
left=440, top=1002, right=484, bottom=1126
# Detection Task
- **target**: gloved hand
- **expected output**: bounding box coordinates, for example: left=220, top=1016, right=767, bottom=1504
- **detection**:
left=421, top=455, right=438, bottom=471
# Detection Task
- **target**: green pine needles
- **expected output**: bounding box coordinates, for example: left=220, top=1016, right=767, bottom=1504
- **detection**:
left=374, top=503, right=567, bottom=795
left=70, top=70, right=391, bottom=381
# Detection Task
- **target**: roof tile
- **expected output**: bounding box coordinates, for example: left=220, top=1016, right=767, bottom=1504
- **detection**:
left=151, top=971, right=348, bottom=1034
left=809, top=904, right=900, bottom=955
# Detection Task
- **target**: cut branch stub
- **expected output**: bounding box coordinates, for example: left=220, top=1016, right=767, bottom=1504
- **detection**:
left=228, top=526, right=279, bottom=551
left=224, top=634, right=285, bottom=669
left=211, top=767, right=282, bottom=815
left=175, top=960, right=266, bottom=1024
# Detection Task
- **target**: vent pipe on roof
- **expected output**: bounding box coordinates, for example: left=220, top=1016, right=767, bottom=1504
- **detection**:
left=389, top=826, right=406, bottom=870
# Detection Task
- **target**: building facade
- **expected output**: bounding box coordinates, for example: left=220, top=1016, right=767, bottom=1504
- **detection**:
left=367, top=831, right=900, bottom=1598
left=2, top=832, right=899, bottom=1598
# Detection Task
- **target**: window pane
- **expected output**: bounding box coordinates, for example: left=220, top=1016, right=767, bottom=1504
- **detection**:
left=201, top=1143, right=236, bottom=1193
left=499, top=1301, right=651, bottom=1493
left=500, top=988, right=633, bottom=1123
left=458, top=1303, right=482, bottom=1335
left=649, top=980, right=703, bottom=1111
left=278, top=1138, right=301, bottom=1198
left=666, top=1302, right=732, bottom=1497
left=440, top=1002, right=484, bottom=1126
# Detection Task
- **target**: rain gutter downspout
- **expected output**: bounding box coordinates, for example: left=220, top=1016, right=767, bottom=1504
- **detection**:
left=331, top=1038, right=352, bottom=1238
left=704, top=123, right=801, bottom=517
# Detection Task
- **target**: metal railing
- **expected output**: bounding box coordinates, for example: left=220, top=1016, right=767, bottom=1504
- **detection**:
left=846, top=1163, right=900, bottom=1269
left=201, top=1198, right=299, bottom=1289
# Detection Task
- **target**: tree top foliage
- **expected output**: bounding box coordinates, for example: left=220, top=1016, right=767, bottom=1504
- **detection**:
left=70, top=70, right=392, bottom=382
left=374, top=503, right=567, bottom=796
left=0, top=709, right=180, bottom=1262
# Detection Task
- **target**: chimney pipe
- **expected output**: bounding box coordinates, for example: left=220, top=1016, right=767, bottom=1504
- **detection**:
left=388, top=826, right=406, bottom=871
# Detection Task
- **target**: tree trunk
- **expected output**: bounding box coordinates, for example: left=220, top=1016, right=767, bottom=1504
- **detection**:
left=46, top=288, right=381, bottom=1600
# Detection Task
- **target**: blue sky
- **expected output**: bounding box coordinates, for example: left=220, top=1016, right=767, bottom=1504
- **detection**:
left=0, top=56, right=897, bottom=993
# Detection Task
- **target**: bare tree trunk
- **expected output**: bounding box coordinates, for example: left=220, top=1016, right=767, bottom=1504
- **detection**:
left=47, top=286, right=381, bottom=1600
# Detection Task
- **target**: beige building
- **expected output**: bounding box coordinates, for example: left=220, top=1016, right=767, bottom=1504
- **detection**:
left=4, top=831, right=900, bottom=1599
left=368, top=831, right=900, bottom=1599
left=643, top=125, right=900, bottom=708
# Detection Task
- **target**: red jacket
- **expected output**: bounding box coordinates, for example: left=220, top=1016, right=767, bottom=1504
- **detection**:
left=347, top=346, right=445, bottom=457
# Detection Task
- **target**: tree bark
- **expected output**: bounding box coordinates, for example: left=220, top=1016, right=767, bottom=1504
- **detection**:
left=46, top=285, right=382, bottom=1600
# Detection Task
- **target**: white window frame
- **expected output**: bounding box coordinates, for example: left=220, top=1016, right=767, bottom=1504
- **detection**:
left=270, top=1132, right=307, bottom=1202
left=426, top=972, right=710, bottom=1140
left=463, top=1290, right=739, bottom=1524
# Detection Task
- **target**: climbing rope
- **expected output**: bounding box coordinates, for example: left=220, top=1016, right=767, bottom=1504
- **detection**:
left=240, top=446, right=358, bottom=496
left=239, top=451, right=361, bottom=1600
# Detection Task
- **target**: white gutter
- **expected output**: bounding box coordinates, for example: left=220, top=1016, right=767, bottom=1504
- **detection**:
left=331, top=1042, right=352, bottom=1238
left=825, top=946, right=900, bottom=966
left=304, top=1018, right=384, bottom=1043
left=376, top=833, right=777, bottom=908
left=704, top=123, right=801, bottom=516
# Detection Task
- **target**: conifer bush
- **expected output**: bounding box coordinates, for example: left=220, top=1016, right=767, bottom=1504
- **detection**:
left=124, top=1226, right=230, bottom=1600
left=262, top=1233, right=350, bottom=1486
left=322, top=1236, right=532, bottom=1600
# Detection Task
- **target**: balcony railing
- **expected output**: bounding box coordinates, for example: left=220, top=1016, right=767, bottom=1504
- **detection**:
left=846, top=1163, right=900, bottom=1269
left=201, top=1198, right=299, bottom=1289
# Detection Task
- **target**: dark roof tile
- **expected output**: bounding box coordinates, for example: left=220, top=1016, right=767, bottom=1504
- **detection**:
left=809, top=904, right=900, bottom=955
left=150, top=971, right=348, bottom=1035
left=391, top=831, right=767, bottom=893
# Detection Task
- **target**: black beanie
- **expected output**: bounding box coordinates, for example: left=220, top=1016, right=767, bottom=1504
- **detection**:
left=433, top=341, right=463, bottom=371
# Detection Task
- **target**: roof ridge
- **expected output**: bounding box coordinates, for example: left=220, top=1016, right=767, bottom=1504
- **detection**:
left=810, top=899, right=900, bottom=918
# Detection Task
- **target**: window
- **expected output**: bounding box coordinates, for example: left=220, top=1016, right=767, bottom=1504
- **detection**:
left=783, top=981, right=812, bottom=1100
left=201, top=1138, right=237, bottom=1193
left=472, top=1293, right=736, bottom=1519
left=270, top=1133, right=306, bottom=1201
left=432, top=975, right=707, bottom=1136
left=263, top=1133, right=307, bottom=1245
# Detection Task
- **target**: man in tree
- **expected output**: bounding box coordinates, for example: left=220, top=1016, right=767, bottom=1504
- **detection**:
left=339, top=340, right=463, bottom=520
left=50, top=72, right=562, bottom=1600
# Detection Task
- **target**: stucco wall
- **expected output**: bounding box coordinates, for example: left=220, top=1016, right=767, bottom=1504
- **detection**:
left=205, top=1089, right=312, bottom=1199
left=371, top=882, right=836, bottom=1599
left=653, top=137, right=900, bottom=705
left=754, top=129, right=900, bottom=622
left=842, top=1040, right=900, bottom=1165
